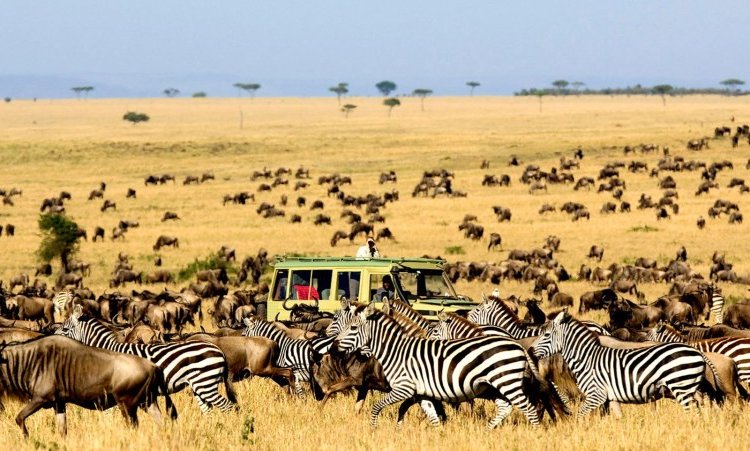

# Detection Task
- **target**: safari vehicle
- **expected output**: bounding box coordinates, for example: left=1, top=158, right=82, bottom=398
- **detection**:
left=266, top=256, right=476, bottom=322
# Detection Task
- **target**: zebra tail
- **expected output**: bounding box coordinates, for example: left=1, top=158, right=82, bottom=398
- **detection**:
left=223, top=363, right=239, bottom=405
left=156, top=368, right=178, bottom=421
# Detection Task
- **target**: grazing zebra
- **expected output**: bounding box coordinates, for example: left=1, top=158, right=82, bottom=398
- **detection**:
left=242, top=317, right=312, bottom=398
left=533, top=312, right=709, bottom=418
left=334, top=303, right=541, bottom=428
left=56, top=306, right=237, bottom=412
left=428, top=311, right=511, bottom=340
left=53, top=290, right=73, bottom=318
left=648, top=322, right=750, bottom=383
left=710, top=287, right=725, bottom=324
left=468, top=295, right=610, bottom=338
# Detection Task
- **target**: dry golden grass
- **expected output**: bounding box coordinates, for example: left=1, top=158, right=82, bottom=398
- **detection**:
left=1, top=95, right=750, bottom=448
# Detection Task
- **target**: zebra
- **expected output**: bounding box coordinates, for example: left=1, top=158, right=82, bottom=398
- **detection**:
left=709, top=286, right=725, bottom=324
left=242, top=317, right=312, bottom=398
left=56, top=305, right=237, bottom=412
left=533, top=312, right=710, bottom=418
left=468, top=295, right=610, bottom=338
left=648, top=322, right=750, bottom=384
left=428, top=311, right=511, bottom=340
left=53, top=290, right=73, bottom=319
left=334, top=302, right=541, bottom=428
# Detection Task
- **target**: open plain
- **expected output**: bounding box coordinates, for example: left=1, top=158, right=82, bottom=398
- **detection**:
left=1, top=95, right=750, bottom=449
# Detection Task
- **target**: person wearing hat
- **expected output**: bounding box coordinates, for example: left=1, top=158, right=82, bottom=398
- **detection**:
left=356, top=237, right=380, bottom=259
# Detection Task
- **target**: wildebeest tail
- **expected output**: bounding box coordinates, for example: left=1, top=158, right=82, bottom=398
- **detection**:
left=523, top=349, right=570, bottom=421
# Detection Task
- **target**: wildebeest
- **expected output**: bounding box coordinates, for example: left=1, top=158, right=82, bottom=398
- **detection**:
left=587, top=245, right=604, bottom=262
left=110, top=270, right=143, bottom=288
left=313, top=214, right=332, bottom=226
left=311, top=350, right=390, bottom=411
left=101, top=199, right=116, bottom=212
left=92, top=226, right=105, bottom=242
left=145, top=270, right=173, bottom=284
left=579, top=288, right=617, bottom=313
left=162, top=211, right=180, bottom=222
left=487, top=232, right=502, bottom=251
left=0, top=336, right=176, bottom=436
left=153, top=235, right=179, bottom=251
left=126, top=188, right=137, bottom=199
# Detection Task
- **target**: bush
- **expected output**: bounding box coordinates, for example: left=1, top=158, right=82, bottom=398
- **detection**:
left=177, top=252, right=236, bottom=282
left=445, top=245, right=465, bottom=255
left=123, top=111, right=150, bottom=125
left=192, top=92, right=207, bottom=98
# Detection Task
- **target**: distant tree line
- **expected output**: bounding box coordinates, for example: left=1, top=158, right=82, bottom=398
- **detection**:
left=516, top=79, right=748, bottom=97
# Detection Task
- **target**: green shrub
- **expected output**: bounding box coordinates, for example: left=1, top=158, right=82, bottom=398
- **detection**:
left=445, top=245, right=465, bottom=255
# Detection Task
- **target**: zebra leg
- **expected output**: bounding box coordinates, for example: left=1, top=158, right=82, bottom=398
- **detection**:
left=192, top=380, right=236, bottom=412
left=396, top=398, right=416, bottom=425
left=494, top=378, right=541, bottom=427
left=418, top=400, right=442, bottom=426
left=577, top=391, right=607, bottom=418
left=488, top=399, right=514, bottom=429
left=370, top=386, right=414, bottom=428
left=293, top=371, right=307, bottom=399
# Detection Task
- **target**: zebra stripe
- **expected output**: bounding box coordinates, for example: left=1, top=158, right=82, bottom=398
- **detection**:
left=53, top=290, right=73, bottom=316
left=56, top=308, right=236, bottom=412
left=242, top=317, right=312, bottom=398
left=334, top=304, right=540, bottom=428
left=710, top=289, right=724, bottom=325
left=648, top=323, right=750, bottom=383
left=428, top=311, right=511, bottom=340
left=534, top=313, right=706, bottom=417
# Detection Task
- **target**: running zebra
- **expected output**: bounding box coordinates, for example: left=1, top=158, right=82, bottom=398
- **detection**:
left=56, top=305, right=237, bottom=412
left=242, top=317, right=313, bottom=398
left=53, top=290, right=73, bottom=318
left=334, top=303, right=541, bottom=428
left=533, top=312, right=709, bottom=417
left=648, top=322, right=750, bottom=383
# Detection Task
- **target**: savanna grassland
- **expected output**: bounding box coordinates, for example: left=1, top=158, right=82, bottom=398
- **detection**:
left=1, top=95, right=750, bottom=449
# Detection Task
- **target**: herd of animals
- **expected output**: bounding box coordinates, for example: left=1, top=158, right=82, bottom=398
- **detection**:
left=3, top=122, right=750, bottom=436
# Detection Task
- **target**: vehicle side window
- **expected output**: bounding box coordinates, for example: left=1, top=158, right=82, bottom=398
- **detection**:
left=290, top=270, right=311, bottom=300
left=311, top=270, right=333, bottom=300
left=337, top=271, right=361, bottom=300
left=273, top=269, right=289, bottom=300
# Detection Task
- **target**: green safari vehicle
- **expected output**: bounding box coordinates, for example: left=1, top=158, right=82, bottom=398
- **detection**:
left=266, top=256, right=477, bottom=322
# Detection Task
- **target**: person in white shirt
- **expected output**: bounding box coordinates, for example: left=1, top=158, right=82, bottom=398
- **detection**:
left=356, top=237, right=380, bottom=259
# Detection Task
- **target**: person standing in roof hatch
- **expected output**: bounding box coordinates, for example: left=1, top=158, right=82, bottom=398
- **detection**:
left=356, top=237, right=380, bottom=259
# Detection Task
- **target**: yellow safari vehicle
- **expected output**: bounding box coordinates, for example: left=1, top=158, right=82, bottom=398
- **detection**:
left=266, top=256, right=476, bottom=322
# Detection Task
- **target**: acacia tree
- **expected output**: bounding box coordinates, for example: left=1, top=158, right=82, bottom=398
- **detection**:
left=383, top=98, right=400, bottom=117
left=552, top=80, right=569, bottom=94
left=329, top=83, right=349, bottom=105
left=720, top=79, right=745, bottom=95
left=37, top=213, right=81, bottom=273
left=652, top=84, right=673, bottom=106
left=341, top=104, right=357, bottom=118
left=412, top=89, right=433, bottom=111
left=376, top=80, right=397, bottom=96
left=571, top=81, right=585, bottom=95
left=234, top=83, right=261, bottom=98
left=466, top=81, right=480, bottom=96
left=71, top=86, right=94, bottom=99
left=123, top=111, right=150, bottom=125
left=163, top=88, right=180, bottom=97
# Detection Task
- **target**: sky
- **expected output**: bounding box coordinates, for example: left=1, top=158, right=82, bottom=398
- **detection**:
left=1, top=0, right=749, bottom=98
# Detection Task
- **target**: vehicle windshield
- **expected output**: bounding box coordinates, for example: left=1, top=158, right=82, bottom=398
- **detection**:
left=392, top=268, right=458, bottom=301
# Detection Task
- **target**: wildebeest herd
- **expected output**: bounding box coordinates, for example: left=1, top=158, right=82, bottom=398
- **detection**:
left=3, top=121, right=750, bottom=437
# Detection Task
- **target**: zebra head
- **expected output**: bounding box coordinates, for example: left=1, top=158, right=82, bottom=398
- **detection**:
left=466, top=293, right=491, bottom=323
left=325, top=298, right=355, bottom=336
left=56, top=304, right=85, bottom=341
left=646, top=322, right=684, bottom=343
left=427, top=310, right=451, bottom=340
left=242, top=317, right=263, bottom=336
left=334, top=303, right=375, bottom=354
left=531, top=311, right=569, bottom=359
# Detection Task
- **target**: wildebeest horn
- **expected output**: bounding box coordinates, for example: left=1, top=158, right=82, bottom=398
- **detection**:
left=282, top=298, right=294, bottom=311
left=274, top=312, right=280, bottom=322
left=312, top=298, right=319, bottom=309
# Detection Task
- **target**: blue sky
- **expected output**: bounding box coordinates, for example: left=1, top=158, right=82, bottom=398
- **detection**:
left=2, top=0, right=749, bottom=97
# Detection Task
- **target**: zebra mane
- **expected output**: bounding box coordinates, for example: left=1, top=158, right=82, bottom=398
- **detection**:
left=489, top=298, right=524, bottom=325
left=384, top=307, right=428, bottom=338
left=441, top=312, right=483, bottom=333
left=559, top=315, right=599, bottom=341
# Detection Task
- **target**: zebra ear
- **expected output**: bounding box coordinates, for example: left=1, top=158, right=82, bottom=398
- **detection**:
left=339, top=298, right=350, bottom=310
left=381, top=303, right=390, bottom=315
left=364, top=302, right=377, bottom=318
left=552, top=311, right=567, bottom=324
left=437, top=310, right=449, bottom=322
left=72, top=304, right=83, bottom=318
left=243, top=317, right=252, bottom=327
